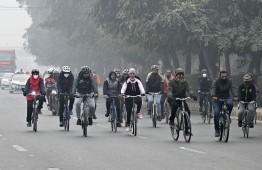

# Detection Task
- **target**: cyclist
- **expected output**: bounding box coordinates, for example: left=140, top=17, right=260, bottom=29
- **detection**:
left=211, top=70, right=238, bottom=137
left=92, top=70, right=101, bottom=86
left=119, top=69, right=129, bottom=121
left=167, top=68, right=197, bottom=135
left=45, top=68, right=56, bottom=108
left=197, top=69, right=213, bottom=117
left=23, top=69, right=46, bottom=127
left=146, top=65, right=164, bottom=121
left=53, top=69, right=60, bottom=82
left=160, top=68, right=174, bottom=119
left=237, top=74, right=256, bottom=128
left=121, top=68, right=145, bottom=132
left=57, top=66, right=75, bottom=127
left=103, top=71, right=122, bottom=127
left=247, top=72, right=260, bottom=93
left=72, top=66, right=98, bottom=126
left=114, top=68, right=121, bottom=79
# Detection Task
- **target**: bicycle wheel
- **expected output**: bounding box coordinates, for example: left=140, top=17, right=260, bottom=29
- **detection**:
left=171, top=114, right=179, bottom=141
left=218, top=115, right=223, bottom=141
left=242, top=112, right=246, bottom=137
left=152, top=104, right=157, bottom=128
left=123, top=105, right=127, bottom=127
left=33, top=108, right=37, bottom=132
left=83, top=110, right=88, bottom=137
left=134, top=110, right=137, bottom=136
left=183, top=112, right=192, bottom=142
left=222, top=113, right=230, bottom=142
left=131, top=110, right=135, bottom=135
left=165, top=102, right=169, bottom=124
left=64, top=119, right=67, bottom=131
left=208, top=101, right=211, bottom=124
left=202, top=100, right=206, bottom=123
left=245, top=111, right=249, bottom=138
left=66, top=117, right=70, bottom=131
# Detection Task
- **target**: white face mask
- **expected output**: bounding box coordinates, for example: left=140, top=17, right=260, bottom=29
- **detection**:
left=202, top=73, right=207, bottom=78
left=33, top=75, right=38, bottom=79
left=64, top=73, right=69, bottom=78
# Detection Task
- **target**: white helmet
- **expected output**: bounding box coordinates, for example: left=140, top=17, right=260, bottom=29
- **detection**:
left=123, top=69, right=129, bottom=75
left=47, top=68, right=54, bottom=74
left=62, top=66, right=70, bottom=73
left=151, top=65, right=159, bottom=70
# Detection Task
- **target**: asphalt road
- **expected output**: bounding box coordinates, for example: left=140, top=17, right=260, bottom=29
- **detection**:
left=0, top=89, right=262, bottom=170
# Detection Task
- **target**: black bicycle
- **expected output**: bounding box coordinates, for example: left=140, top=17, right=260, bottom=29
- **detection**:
left=217, top=99, right=231, bottom=142
left=125, top=95, right=141, bottom=136
left=200, top=92, right=212, bottom=124
left=170, top=97, right=192, bottom=142
left=29, top=91, right=42, bottom=132
left=60, top=93, right=71, bottom=131
left=107, top=96, right=119, bottom=132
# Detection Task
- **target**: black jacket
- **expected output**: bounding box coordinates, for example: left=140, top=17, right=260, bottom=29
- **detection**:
left=197, top=76, right=212, bottom=92
left=211, top=78, right=237, bottom=99
left=238, top=83, right=256, bottom=102
left=57, top=72, right=74, bottom=94
left=72, top=73, right=98, bottom=94
left=146, top=73, right=164, bottom=93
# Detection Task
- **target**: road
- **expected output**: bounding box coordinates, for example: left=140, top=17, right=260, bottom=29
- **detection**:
left=0, top=89, right=262, bottom=170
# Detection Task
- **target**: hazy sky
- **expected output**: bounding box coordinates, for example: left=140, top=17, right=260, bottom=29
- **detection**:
left=0, top=0, right=31, bottom=47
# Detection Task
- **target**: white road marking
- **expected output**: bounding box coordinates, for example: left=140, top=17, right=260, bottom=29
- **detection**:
left=13, top=145, right=27, bottom=152
left=48, top=168, right=60, bottom=170
left=73, top=117, right=77, bottom=120
left=30, top=155, right=34, bottom=157
left=180, top=147, right=206, bottom=154
left=13, top=97, right=16, bottom=99
left=96, top=124, right=108, bottom=128
left=137, top=136, right=148, bottom=139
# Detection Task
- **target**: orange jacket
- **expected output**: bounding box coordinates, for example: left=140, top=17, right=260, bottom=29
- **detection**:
left=93, top=74, right=101, bottom=85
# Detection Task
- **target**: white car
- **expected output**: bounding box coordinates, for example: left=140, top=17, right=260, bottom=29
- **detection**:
left=1, top=73, right=14, bottom=90
left=9, top=74, right=30, bottom=93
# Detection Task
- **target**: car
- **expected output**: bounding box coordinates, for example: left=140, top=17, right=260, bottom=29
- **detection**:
left=9, top=74, right=30, bottom=93
left=1, top=73, right=14, bottom=90
left=0, top=73, right=5, bottom=86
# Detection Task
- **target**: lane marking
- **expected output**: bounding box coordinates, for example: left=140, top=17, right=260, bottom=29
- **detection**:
left=30, top=155, right=34, bottom=157
left=137, top=136, right=148, bottom=139
left=96, top=124, right=108, bottom=128
left=180, top=147, right=206, bottom=154
left=13, top=145, right=27, bottom=152
left=48, top=168, right=60, bottom=170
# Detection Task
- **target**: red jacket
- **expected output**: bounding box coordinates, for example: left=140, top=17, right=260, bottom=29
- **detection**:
left=163, top=74, right=175, bottom=93
left=45, top=77, right=56, bottom=88
left=26, top=76, right=44, bottom=100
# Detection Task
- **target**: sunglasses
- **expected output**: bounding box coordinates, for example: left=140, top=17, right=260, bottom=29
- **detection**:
left=129, top=73, right=135, bottom=75
left=176, top=73, right=184, bottom=76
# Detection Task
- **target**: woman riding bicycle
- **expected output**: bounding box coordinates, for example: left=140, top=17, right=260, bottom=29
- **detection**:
left=23, top=69, right=46, bottom=127
left=237, top=74, right=256, bottom=128
left=121, top=68, right=145, bottom=132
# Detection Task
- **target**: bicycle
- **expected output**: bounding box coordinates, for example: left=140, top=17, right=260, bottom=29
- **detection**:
left=217, top=99, right=232, bottom=142
left=75, top=93, right=94, bottom=137
left=60, top=93, right=71, bottom=131
left=107, top=96, right=119, bottom=132
left=28, top=91, right=42, bottom=132
left=149, top=92, right=161, bottom=128
left=170, top=97, right=192, bottom=142
left=241, top=102, right=251, bottom=138
left=125, top=95, right=141, bottom=136
left=163, top=97, right=170, bottom=124
left=200, top=92, right=212, bottom=124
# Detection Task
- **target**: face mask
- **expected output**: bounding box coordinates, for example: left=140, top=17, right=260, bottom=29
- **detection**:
left=33, top=75, right=38, bottom=79
left=220, top=78, right=227, bottom=83
left=166, top=74, right=171, bottom=79
left=64, top=73, right=69, bottom=78
left=130, top=77, right=135, bottom=81
left=202, top=73, right=207, bottom=78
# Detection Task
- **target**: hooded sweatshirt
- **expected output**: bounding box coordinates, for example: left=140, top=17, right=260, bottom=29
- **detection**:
left=103, top=71, right=121, bottom=96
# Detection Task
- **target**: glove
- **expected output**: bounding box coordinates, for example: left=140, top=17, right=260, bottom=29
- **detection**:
left=141, top=93, right=145, bottom=96
left=23, top=92, right=27, bottom=96
left=121, top=93, right=125, bottom=96
left=93, top=93, right=99, bottom=98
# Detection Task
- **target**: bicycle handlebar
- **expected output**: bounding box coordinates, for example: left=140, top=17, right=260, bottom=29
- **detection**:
left=125, top=95, right=142, bottom=98
left=175, top=97, right=191, bottom=100
left=74, top=94, right=94, bottom=98
left=149, top=92, right=161, bottom=95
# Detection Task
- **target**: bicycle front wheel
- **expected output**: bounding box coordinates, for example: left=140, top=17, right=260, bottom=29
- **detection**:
left=152, top=104, right=157, bottom=128
left=134, top=110, right=137, bottom=136
left=222, top=113, right=230, bottom=142
left=165, top=102, right=170, bottom=124
left=183, top=112, right=192, bottom=142
left=171, top=114, right=179, bottom=141
left=33, top=108, right=37, bottom=132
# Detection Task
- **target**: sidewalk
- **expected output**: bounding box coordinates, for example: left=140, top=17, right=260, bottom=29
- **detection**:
left=187, top=102, right=262, bottom=122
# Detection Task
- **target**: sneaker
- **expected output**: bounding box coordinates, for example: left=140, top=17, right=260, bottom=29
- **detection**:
left=199, top=107, right=203, bottom=112
left=157, top=116, right=162, bottom=121
left=147, top=110, right=151, bottom=115
left=169, top=120, right=174, bottom=126
left=185, top=131, right=193, bottom=136
left=93, top=114, right=97, bottom=119
left=214, top=129, right=220, bottom=137
left=88, top=117, right=93, bottom=126
left=59, top=121, right=64, bottom=127
left=249, top=123, right=254, bottom=128
left=37, top=109, right=42, bottom=114
left=116, top=123, right=122, bottom=127
left=105, top=111, right=110, bottom=117
left=76, top=119, right=81, bottom=125
left=137, top=113, right=143, bottom=119
left=238, top=121, right=242, bottom=127
left=69, top=110, right=73, bottom=115
left=27, top=122, right=31, bottom=127
left=126, top=125, right=130, bottom=132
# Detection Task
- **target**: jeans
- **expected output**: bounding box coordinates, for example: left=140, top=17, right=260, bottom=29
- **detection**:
left=26, top=96, right=45, bottom=122
left=75, top=93, right=95, bottom=119
left=212, top=98, right=233, bottom=130
left=238, top=103, right=255, bottom=124
left=146, top=93, right=162, bottom=117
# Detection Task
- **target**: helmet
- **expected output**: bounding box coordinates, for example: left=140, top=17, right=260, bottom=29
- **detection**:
left=114, top=68, right=120, bottom=74
left=151, top=65, right=159, bottom=70
left=81, top=66, right=91, bottom=74
left=62, top=66, right=70, bottom=73
left=243, top=74, right=252, bottom=82
left=175, top=68, right=184, bottom=75
left=53, top=69, right=59, bottom=75
left=47, top=68, right=54, bottom=74
left=31, top=69, right=39, bottom=75
left=123, top=69, right=129, bottom=75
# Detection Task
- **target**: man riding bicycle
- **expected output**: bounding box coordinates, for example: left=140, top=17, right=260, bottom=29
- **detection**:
left=114, top=68, right=121, bottom=79
left=103, top=71, right=122, bottom=127
left=146, top=65, right=164, bottom=121
left=121, top=68, right=145, bottom=132
left=211, top=70, right=238, bottom=137
left=72, top=66, right=98, bottom=126
left=23, top=69, right=46, bottom=127
left=167, top=68, right=197, bottom=135
left=197, top=69, right=213, bottom=117
left=45, top=68, right=56, bottom=108
left=237, top=74, right=256, bottom=128
left=57, top=66, right=75, bottom=127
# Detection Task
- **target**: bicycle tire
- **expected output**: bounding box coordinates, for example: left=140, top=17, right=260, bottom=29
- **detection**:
left=208, top=102, right=211, bottom=124
left=64, top=119, right=67, bottom=131
left=218, top=114, right=223, bottom=141
left=202, top=100, right=206, bottom=123
left=165, top=102, right=169, bottom=124
left=245, top=111, right=249, bottom=138
left=33, top=108, right=37, bottom=132
left=134, top=110, right=137, bottom=136
left=171, top=114, right=179, bottom=141
left=131, top=109, right=135, bottom=135
left=183, top=112, right=192, bottom=142
left=242, top=112, right=246, bottom=137
left=83, top=110, right=88, bottom=137
left=223, top=113, right=230, bottom=142
left=153, top=104, right=157, bottom=128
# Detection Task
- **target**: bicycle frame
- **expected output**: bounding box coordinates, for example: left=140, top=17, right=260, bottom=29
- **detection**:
left=149, top=92, right=160, bottom=128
